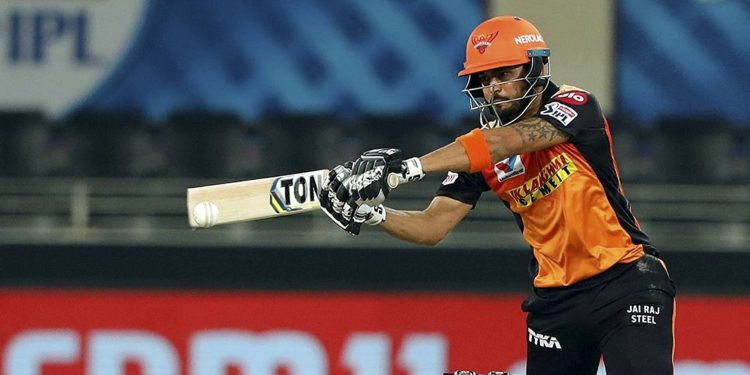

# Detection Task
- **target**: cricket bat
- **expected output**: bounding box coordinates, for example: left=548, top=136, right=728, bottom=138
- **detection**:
left=187, top=169, right=400, bottom=228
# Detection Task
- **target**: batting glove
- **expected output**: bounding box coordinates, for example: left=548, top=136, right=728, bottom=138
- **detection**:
left=349, top=148, right=424, bottom=206
left=335, top=201, right=385, bottom=236
left=319, top=163, right=355, bottom=231
left=353, top=204, right=386, bottom=226
left=399, top=156, right=425, bottom=184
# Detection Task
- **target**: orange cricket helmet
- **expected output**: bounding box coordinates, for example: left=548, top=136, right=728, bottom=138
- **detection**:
left=458, top=16, right=551, bottom=128
left=459, top=16, right=548, bottom=77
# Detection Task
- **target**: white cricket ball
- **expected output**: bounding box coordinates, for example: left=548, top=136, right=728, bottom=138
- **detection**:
left=193, top=201, right=219, bottom=228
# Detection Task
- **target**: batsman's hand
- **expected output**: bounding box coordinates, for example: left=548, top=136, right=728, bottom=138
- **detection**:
left=338, top=195, right=387, bottom=235
left=319, top=162, right=358, bottom=233
left=349, top=148, right=424, bottom=206
left=353, top=203, right=386, bottom=226
left=319, top=162, right=378, bottom=235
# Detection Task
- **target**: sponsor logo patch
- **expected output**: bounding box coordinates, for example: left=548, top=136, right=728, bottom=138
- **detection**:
left=507, top=153, right=577, bottom=207
left=553, top=90, right=589, bottom=105
left=528, top=328, right=562, bottom=349
left=540, top=102, right=578, bottom=126
left=442, top=172, right=459, bottom=185
left=627, top=304, right=662, bottom=325
left=514, top=34, right=543, bottom=45
left=494, top=155, right=525, bottom=182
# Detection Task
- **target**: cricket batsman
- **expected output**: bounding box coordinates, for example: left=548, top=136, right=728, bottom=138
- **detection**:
left=320, top=16, right=676, bottom=374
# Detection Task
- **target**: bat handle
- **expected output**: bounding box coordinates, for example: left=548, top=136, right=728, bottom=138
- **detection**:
left=387, top=173, right=401, bottom=189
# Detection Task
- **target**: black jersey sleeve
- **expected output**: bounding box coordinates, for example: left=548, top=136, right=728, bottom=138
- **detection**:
left=537, top=86, right=604, bottom=144
left=434, top=171, right=489, bottom=208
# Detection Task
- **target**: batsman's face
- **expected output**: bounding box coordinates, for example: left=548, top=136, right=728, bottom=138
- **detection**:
left=478, top=65, right=527, bottom=118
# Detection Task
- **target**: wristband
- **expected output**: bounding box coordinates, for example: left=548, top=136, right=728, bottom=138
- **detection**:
left=353, top=204, right=386, bottom=226
left=400, top=157, right=425, bottom=183
left=456, top=128, right=493, bottom=173
left=366, top=204, right=386, bottom=225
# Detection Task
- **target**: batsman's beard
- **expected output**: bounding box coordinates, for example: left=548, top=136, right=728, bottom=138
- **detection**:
left=493, top=100, right=524, bottom=124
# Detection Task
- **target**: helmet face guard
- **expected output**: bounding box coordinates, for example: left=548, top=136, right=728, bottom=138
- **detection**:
left=462, top=49, right=551, bottom=128
left=458, top=16, right=551, bottom=128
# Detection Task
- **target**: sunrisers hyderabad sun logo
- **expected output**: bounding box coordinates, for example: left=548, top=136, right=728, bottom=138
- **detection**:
left=507, top=153, right=578, bottom=207
left=471, top=31, right=499, bottom=54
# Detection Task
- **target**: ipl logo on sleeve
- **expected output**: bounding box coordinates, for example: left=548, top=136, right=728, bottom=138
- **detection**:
left=541, top=102, right=578, bottom=127
left=494, top=155, right=525, bottom=182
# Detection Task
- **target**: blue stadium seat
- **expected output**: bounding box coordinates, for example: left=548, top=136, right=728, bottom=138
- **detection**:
left=258, top=114, right=347, bottom=175
left=0, top=111, right=48, bottom=176
left=66, top=110, right=149, bottom=177
left=163, top=110, right=247, bottom=178
left=652, top=116, right=734, bottom=184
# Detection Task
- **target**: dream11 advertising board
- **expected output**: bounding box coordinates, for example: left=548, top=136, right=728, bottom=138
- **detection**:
left=0, top=290, right=749, bottom=375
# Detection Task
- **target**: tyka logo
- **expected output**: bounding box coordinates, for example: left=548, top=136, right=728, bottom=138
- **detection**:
left=527, top=328, right=562, bottom=349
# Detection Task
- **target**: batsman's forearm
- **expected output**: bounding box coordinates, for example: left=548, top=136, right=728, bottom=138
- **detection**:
left=417, top=127, right=521, bottom=174
left=378, top=208, right=449, bottom=246
left=418, top=142, right=471, bottom=173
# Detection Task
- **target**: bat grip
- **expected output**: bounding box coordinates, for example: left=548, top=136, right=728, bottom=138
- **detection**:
left=387, top=173, right=401, bottom=189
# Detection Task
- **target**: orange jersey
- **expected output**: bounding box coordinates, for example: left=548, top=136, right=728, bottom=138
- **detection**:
left=437, top=82, right=652, bottom=288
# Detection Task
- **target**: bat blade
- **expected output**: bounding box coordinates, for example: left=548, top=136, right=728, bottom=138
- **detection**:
left=187, top=169, right=329, bottom=228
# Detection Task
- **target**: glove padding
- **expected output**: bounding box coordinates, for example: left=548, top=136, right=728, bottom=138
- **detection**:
left=337, top=199, right=386, bottom=235
left=319, top=162, right=357, bottom=233
left=319, top=163, right=387, bottom=236
left=353, top=203, right=386, bottom=226
left=349, top=148, right=424, bottom=206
